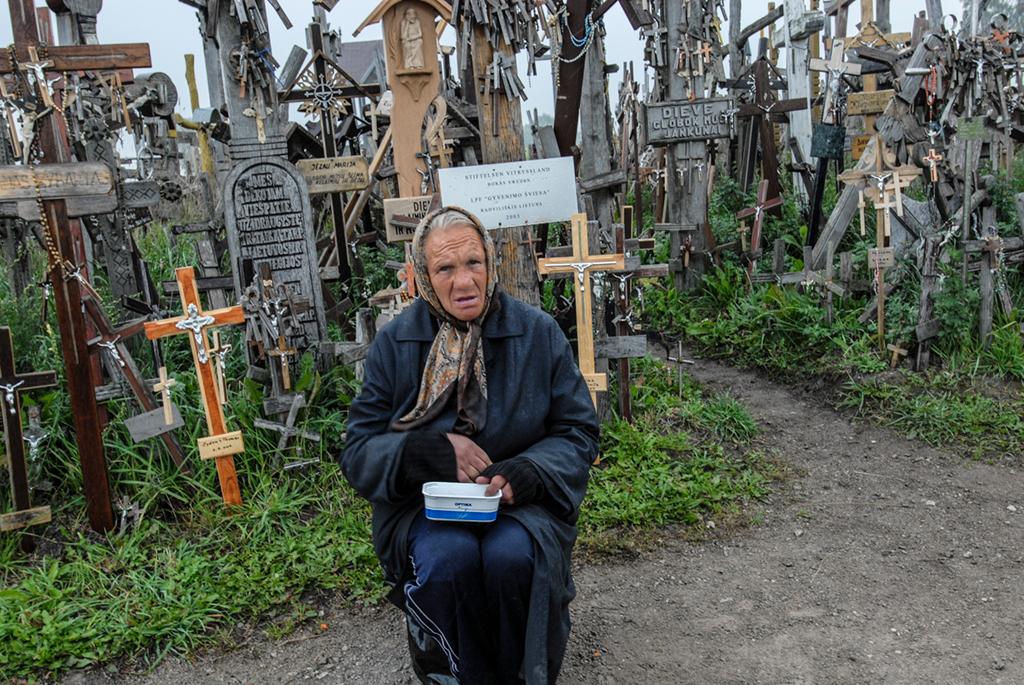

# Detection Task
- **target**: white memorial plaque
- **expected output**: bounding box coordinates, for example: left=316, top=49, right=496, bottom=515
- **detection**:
left=439, top=157, right=578, bottom=229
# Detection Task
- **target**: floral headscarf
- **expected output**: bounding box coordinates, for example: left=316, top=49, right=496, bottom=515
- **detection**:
left=390, top=206, right=499, bottom=435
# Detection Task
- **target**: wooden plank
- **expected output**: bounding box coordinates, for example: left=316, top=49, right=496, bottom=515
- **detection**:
left=0, top=506, right=51, bottom=532
left=578, top=169, right=628, bottom=193
left=0, top=43, right=152, bottom=73
left=296, top=156, right=369, bottom=194
left=0, top=163, right=114, bottom=201
left=124, top=405, right=184, bottom=442
left=847, top=89, right=895, bottom=115
left=595, top=335, right=648, bottom=359
left=45, top=200, right=113, bottom=531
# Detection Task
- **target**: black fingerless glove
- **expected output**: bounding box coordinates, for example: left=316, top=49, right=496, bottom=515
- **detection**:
left=480, top=457, right=545, bottom=505
left=401, top=431, right=457, bottom=494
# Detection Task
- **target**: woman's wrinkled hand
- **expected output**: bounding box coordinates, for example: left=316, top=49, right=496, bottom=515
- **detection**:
left=446, top=433, right=492, bottom=482
left=475, top=474, right=514, bottom=505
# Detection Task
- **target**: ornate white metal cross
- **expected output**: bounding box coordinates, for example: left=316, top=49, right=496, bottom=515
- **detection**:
left=175, top=303, right=216, bottom=363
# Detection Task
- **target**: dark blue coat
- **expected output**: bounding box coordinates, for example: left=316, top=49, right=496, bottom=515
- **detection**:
left=341, top=291, right=599, bottom=683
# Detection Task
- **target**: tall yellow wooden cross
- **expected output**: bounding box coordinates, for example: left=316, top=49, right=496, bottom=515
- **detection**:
left=144, top=267, right=246, bottom=507
left=538, top=213, right=625, bottom=408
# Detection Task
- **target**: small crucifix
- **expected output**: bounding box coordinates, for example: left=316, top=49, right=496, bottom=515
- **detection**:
left=269, top=335, right=298, bottom=391
left=808, top=46, right=862, bottom=121
left=144, top=267, right=246, bottom=507
left=23, top=47, right=54, bottom=109
left=924, top=148, right=943, bottom=183
left=0, top=327, right=57, bottom=550
left=209, top=332, right=231, bottom=407
left=538, top=213, right=625, bottom=408
left=735, top=179, right=783, bottom=279
left=153, top=366, right=178, bottom=426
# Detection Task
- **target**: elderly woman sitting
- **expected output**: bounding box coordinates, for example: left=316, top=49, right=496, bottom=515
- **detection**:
left=341, top=207, right=600, bottom=685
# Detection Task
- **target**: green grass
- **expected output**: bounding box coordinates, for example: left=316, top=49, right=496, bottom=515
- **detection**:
left=0, top=471, right=381, bottom=675
left=639, top=162, right=1024, bottom=461
left=839, top=372, right=1024, bottom=459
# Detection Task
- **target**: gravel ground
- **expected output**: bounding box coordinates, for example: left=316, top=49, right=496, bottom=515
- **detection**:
left=67, top=353, right=1024, bottom=685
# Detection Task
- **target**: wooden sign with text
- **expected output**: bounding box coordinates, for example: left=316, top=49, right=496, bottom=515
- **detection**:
left=197, top=431, right=245, bottom=460
left=297, top=156, right=370, bottom=193
left=642, top=98, right=735, bottom=145
left=847, top=89, right=895, bottom=116
left=0, top=164, right=114, bottom=202
left=868, top=247, right=896, bottom=269
left=384, top=195, right=434, bottom=242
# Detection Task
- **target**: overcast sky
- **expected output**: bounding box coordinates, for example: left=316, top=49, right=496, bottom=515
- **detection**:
left=0, top=0, right=950, bottom=120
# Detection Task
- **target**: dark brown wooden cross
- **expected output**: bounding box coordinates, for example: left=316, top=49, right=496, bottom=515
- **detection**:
left=145, top=267, right=246, bottom=507
left=281, top=25, right=380, bottom=287
left=736, top=179, right=783, bottom=280
left=0, top=163, right=117, bottom=533
left=736, top=54, right=808, bottom=200
left=0, top=326, right=56, bottom=551
left=82, top=295, right=189, bottom=472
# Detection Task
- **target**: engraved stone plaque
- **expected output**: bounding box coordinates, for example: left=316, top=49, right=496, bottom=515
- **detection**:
left=224, top=158, right=327, bottom=348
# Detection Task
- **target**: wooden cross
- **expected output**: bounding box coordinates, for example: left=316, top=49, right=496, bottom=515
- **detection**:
left=144, top=267, right=246, bottom=507
left=253, top=394, right=321, bottom=466
left=808, top=45, right=862, bottom=119
left=924, top=148, right=943, bottom=183
left=209, top=332, right=231, bottom=407
left=0, top=44, right=151, bottom=76
left=269, top=336, right=298, bottom=391
left=736, top=179, right=784, bottom=279
left=0, top=327, right=57, bottom=550
left=153, top=367, right=178, bottom=427
left=887, top=343, right=909, bottom=368
left=538, top=213, right=625, bottom=408
left=82, top=296, right=188, bottom=470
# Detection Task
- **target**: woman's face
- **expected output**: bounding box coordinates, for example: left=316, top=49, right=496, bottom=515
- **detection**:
left=424, top=225, right=488, bottom=322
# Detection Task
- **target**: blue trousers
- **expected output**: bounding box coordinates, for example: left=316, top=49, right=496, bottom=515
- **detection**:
left=404, top=510, right=535, bottom=685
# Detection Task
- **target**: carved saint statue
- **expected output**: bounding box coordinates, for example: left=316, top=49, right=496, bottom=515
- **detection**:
left=400, top=8, right=424, bottom=70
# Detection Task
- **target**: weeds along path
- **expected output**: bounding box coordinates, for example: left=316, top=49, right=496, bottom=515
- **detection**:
left=94, top=353, right=1024, bottom=685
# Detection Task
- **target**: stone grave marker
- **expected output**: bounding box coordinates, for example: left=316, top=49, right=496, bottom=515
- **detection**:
left=223, top=158, right=327, bottom=349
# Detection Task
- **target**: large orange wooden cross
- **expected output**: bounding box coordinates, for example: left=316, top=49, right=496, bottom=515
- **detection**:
left=144, top=267, right=246, bottom=506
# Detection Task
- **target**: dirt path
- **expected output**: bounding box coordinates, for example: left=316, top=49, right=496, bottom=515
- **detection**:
left=83, top=355, right=1024, bottom=685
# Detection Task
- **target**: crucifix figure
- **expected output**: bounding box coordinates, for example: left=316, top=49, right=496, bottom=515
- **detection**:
left=209, top=332, right=231, bottom=407
left=808, top=44, right=862, bottom=120
left=735, top=179, right=784, bottom=280
left=269, top=335, right=298, bottom=391
left=924, top=148, right=943, bottom=183
left=145, top=267, right=246, bottom=507
left=0, top=327, right=57, bottom=550
left=538, top=213, right=625, bottom=408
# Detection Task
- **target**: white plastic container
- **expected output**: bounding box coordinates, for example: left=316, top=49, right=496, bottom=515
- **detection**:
left=422, top=482, right=501, bottom=523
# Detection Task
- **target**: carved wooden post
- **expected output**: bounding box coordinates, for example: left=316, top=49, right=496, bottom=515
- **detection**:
left=356, top=0, right=448, bottom=198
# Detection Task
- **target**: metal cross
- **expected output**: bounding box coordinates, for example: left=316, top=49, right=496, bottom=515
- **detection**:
left=566, top=261, right=622, bottom=291
left=869, top=173, right=892, bottom=194
left=0, top=381, right=24, bottom=414
left=175, top=303, right=216, bottom=363
left=98, top=337, right=125, bottom=367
